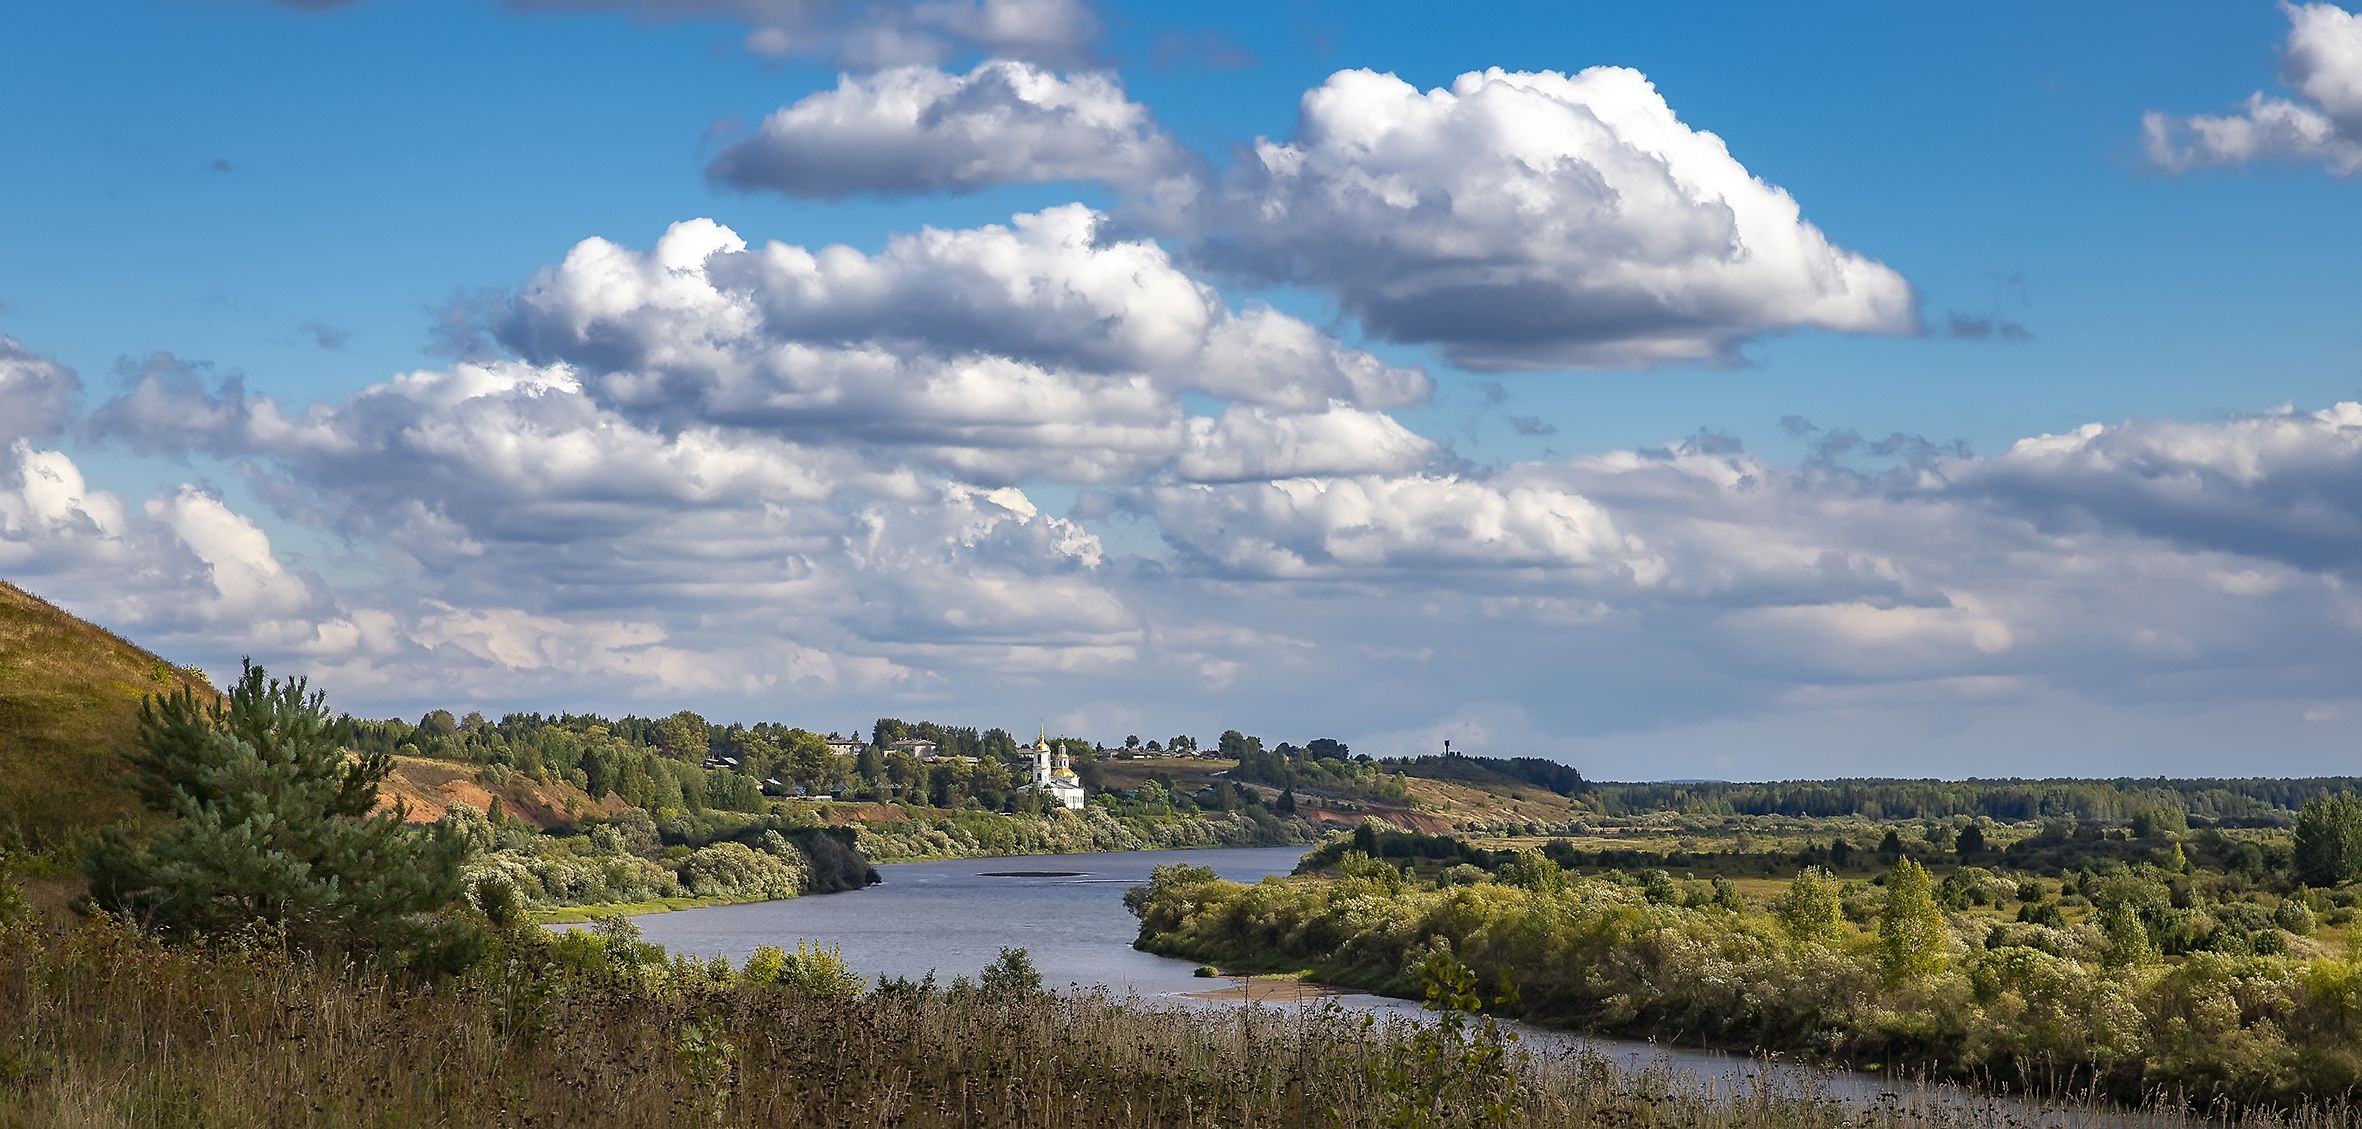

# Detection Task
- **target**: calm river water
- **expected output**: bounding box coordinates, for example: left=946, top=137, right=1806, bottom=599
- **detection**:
left=623, top=845, right=2176, bottom=1128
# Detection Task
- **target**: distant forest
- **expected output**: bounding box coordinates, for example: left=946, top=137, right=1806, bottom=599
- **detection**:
left=339, top=706, right=2362, bottom=828
left=1575, top=777, right=2362, bottom=824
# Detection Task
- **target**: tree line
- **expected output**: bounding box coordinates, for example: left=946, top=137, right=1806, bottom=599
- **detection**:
left=1578, top=777, right=2362, bottom=823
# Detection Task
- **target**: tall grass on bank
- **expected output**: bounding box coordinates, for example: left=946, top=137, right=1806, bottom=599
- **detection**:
left=8, top=912, right=2317, bottom=1129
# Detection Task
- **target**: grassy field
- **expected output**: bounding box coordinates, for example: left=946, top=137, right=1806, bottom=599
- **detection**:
left=0, top=580, right=216, bottom=846
left=1399, top=773, right=1586, bottom=827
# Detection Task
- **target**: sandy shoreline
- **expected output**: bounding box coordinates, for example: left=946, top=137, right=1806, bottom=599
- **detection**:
left=1182, top=976, right=1342, bottom=1003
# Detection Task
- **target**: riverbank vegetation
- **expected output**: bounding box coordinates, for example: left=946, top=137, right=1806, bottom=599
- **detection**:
left=17, top=881, right=2358, bottom=1129
left=1128, top=808, right=2362, bottom=1115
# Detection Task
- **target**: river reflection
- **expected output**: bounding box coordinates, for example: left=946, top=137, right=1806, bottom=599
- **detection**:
left=620, top=845, right=2181, bottom=1128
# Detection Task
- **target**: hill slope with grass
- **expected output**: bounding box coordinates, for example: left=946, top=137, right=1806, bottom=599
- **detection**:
left=0, top=580, right=215, bottom=846
left=0, top=579, right=621, bottom=845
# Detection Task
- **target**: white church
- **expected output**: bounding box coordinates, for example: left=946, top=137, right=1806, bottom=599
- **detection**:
left=1020, top=733, right=1087, bottom=810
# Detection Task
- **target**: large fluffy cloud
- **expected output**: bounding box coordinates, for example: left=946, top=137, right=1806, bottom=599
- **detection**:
left=1189, top=67, right=1917, bottom=369
left=2144, top=2, right=2362, bottom=176
left=496, top=206, right=1434, bottom=482
left=708, top=61, right=1183, bottom=199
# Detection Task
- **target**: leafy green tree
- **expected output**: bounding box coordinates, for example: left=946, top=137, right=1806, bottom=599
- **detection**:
left=2129, top=807, right=2187, bottom=839
left=1876, top=859, right=1947, bottom=981
left=854, top=746, right=887, bottom=796
left=1955, top=822, right=1986, bottom=858
left=979, top=946, right=1043, bottom=995
left=744, top=941, right=866, bottom=998
left=84, top=661, right=473, bottom=968
left=2099, top=901, right=2154, bottom=969
left=1341, top=850, right=1408, bottom=895
left=1773, top=867, right=1845, bottom=942
left=2275, top=897, right=2317, bottom=936
left=2294, top=792, right=2362, bottom=888
left=416, top=709, right=458, bottom=738
left=1370, top=949, right=1518, bottom=1129
left=1827, top=838, right=1854, bottom=868
left=650, top=711, right=709, bottom=761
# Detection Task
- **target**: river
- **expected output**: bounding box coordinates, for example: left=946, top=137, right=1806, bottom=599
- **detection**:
left=624, top=845, right=2181, bottom=1128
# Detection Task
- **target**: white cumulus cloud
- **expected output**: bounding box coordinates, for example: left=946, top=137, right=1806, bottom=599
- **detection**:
left=498, top=206, right=1432, bottom=482
left=708, top=61, right=1184, bottom=199
left=1189, top=67, right=1917, bottom=368
left=2144, top=2, right=2362, bottom=176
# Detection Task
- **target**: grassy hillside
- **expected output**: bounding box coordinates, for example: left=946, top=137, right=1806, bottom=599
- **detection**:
left=0, top=580, right=215, bottom=847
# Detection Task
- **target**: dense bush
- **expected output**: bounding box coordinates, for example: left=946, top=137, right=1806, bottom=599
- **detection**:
left=1129, top=860, right=2362, bottom=1111
left=456, top=806, right=875, bottom=910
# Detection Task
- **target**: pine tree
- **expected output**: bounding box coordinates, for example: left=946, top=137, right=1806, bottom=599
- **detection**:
left=83, top=661, right=475, bottom=969
left=1876, top=858, right=1948, bottom=981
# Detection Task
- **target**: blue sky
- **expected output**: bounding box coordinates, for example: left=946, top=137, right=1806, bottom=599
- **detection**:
left=5, top=0, right=2361, bottom=778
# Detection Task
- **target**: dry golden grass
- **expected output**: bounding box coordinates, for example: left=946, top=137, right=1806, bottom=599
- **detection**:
left=1398, top=776, right=1587, bottom=826
left=11, top=914, right=2316, bottom=1129
left=0, top=580, right=215, bottom=846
